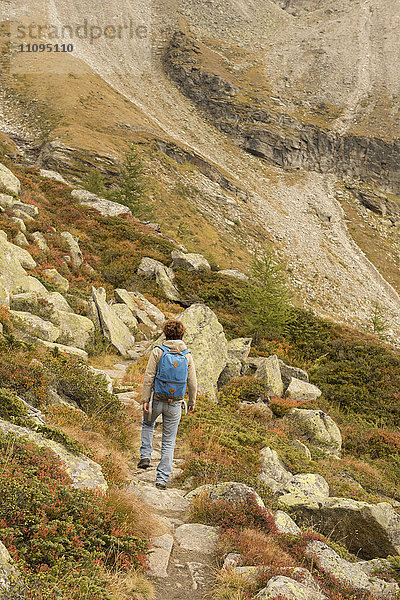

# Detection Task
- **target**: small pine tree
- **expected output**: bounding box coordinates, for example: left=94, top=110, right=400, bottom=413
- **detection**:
left=82, top=169, right=106, bottom=196
left=369, top=302, right=390, bottom=340
left=112, top=145, right=145, bottom=215
left=241, top=252, right=294, bottom=343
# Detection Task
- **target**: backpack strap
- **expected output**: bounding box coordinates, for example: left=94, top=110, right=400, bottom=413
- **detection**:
left=155, top=345, right=191, bottom=357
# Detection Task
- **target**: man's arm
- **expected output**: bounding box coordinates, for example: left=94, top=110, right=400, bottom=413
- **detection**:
left=141, top=348, right=161, bottom=411
left=187, top=354, right=198, bottom=412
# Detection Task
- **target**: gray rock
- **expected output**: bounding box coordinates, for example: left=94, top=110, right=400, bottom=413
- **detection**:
left=356, top=558, right=393, bottom=577
left=148, top=534, right=174, bottom=578
left=218, top=269, right=249, bottom=281
left=35, top=340, right=88, bottom=360
left=227, top=337, right=252, bottom=362
left=155, top=267, right=182, bottom=302
left=305, top=541, right=399, bottom=599
left=130, top=483, right=189, bottom=513
left=61, top=232, right=83, bottom=268
left=10, top=216, right=26, bottom=232
left=43, top=268, right=69, bottom=292
left=258, top=446, right=293, bottom=492
left=32, top=231, right=49, bottom=253
left=222, top=553, right=243, bottom=569
left=11, top=202, right=39, bottom=218
left=187, top=482, right=265, bottom=508
left=299, top=498, right=400, bottom=559
left=285, top=377, right=322, bottom=403
left=287, top=409, right=342, bottom=457
left=175, top=524, right=218, bottom=553
left=0, top=540, right=25, bottom=599
left=171, top=250, right=211, bottom=271
left=273, top=510, right=301, bottom=535
left=10, top=292, right=38, bottom=312
left=255, top=354, right=284, bottom=397
left=137, top=257, right=174, bottom=281
left=187, top=562, right=212, bottom=590
left=13, top=231, right=29, bottom=248
left=256, top=575, right=327, bottom=600
left=40, top=169, right=69, bottom=184
left=11, top=244, right=36, bottom=270
left=279, top=359, right=309, bottom=387
left=232, top=566, right=262, bottom=583
left=115, top=289, right=157, bottom=330
left=46, top=291, right=73, bottom=314
left=10, top=310, right=60, bottom=342
left=71, top=189, right=132, bottom=217
left=50, top=310, right=95, bottom=350
left=112, top=304, right=139, bottom=333
left=88, top=367, right=113, bottom=393
left=0, top=418, right=107, bottom=491
left=278, top=474, right=330, bottom=509
left=91, top=288, right=135, bottom=356
left=127, top=290, right=165, bottom=325
left=0, top=194, right=16, bottom=209
left=0, top=163, right=21, bottom=195
left=179, top=303, right=228, bottom=401
left=218, top=355, right=243, bottom=387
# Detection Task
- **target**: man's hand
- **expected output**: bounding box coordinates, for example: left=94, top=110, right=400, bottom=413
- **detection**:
left=188, top=405, right=195, bottom=413
left=143, top=402, right=150, bottom=414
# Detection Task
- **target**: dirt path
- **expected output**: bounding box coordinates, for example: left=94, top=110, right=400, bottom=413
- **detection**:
left=100, top=356, right=218, bottom=600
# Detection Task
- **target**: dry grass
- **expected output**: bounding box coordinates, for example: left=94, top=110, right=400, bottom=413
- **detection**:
left=102, top=571, right=155, bottom=600
left=237, top=529, right=295, bottom=568
left=106, top=486, right=161, bottom=540
left=122, top=355, right=149, bottom=394
left=208, top=569, right=254, bottom=600
left=88, top=352, right=122, bottom=370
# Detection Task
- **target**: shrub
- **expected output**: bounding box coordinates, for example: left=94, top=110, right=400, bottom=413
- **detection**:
left=0, top=433, right=149, bottom=599
left=269, top=396, right=302, bottom=417
left=218, top=377, right=270, bottom=408
left=344, top=425, right=400, bottom=459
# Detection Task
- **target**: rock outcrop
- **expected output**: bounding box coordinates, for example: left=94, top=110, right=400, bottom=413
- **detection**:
left=0, top=164, right=21, bottom=196
left=187, top=481, right=265, bottom=508
left=179, top=303, right=228, bottom=400
left=71, top=189, right=132, bottom=217
left=61, top=232, right=83, bottom=269
left=90, top=287, right=135, bottom=356
left=115, top=289, right=158, bottom=331
left=286, top=409, right=342, bottom=457
left=171, top=250, right=211, bottom=272
left=254, top=355, right=284, bottom=397
left=285, top=378, right=322, bottom=403
left=0, top=541, right=25, bottom=600
left=256, top=575, right=327, bottom=600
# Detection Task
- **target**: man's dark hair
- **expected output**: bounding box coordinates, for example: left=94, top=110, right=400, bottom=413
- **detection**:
left=163, top=319, right=185, bottom=340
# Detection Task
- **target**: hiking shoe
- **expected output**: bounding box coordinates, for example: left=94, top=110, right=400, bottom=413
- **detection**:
left=155, top=482, right=167, bottom=490
left=137, top=457, right=150, bottom=469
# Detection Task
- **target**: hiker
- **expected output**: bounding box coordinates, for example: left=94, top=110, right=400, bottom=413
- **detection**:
left=137, top=319, right=197, bottom=490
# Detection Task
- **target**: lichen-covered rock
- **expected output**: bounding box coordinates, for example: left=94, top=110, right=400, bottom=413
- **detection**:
left=179, top=303, right=228, bottom=400
left=137, top=257, right=175, bottom=281
left=10, top=310, right=60, bottom=342
left=273, top=510, right=301, bottom=535
left=13, top=231, right=29, bottom=248
left=171, top=250, right=211, bottom=271
left=285, top=378, right=322, bottom=402
left=186, top=481, right=265, bottom=508
left=305, top=541, right=399, bottom=599
left=71, top=189, right=132, bottom=217
left=155, top=266, right=182, bottom=302
left=10, top=292, right=38, bottom=312
left=61, top=232, right=83, bottom=268
left=115, top=289, right=157, bottom=330
left=0, top=419, right=107, bottom=491
left=40, top=169, right=68, bottom=184
left=127, top=290, right=165, bottom=325
left=232, top=566, right=262, bottom=583
left=91, top=287, right=135, bottom=356
left=50, top=310, right=95, bottom=349
left=279, top=359, right=309, bottom=387
left=112, top=304, right=138, bottom=333
left=36, top=339, right=88, bottom=360
left=256, top=575, right=327, bottom=599
left=218, top=356, right=242, bottom=387
left=278, top=474, right=330, bottom=509
left=43, top=268, right=69, bottom=292
left=0, top=163, right=21, bottom=196
left=175, top=524, right=218, bottom=553
left=11, top=245, right=36, bottom=270
left=254, top=355, right=284, bottom=397
left=0, top=540, right=25, bottom=599
left=227, top=337, right=252, bottom=362
left=299, top=498, right=400, bottom=559
left=218, top=269, right=249, bottom=281
left=258, top=447, right=293, bottom=492
left=46, top=291, right=73, bottom=313
left=32, top=231, right=49, bottom=253
left=286, top=409, right=342, bottom=457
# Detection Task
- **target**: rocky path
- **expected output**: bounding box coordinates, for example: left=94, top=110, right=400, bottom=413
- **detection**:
left=99, top=355, right=218, bottom=600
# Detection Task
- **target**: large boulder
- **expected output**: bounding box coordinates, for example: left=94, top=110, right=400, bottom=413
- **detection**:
left=171, top=250, right=211, bottom=271
left=174, top=524, right=218, bottom=554
left=115, top=289, right=157, bottom=331
left=90, top=287, right=135, bottom=356
left=112, top=304, right=138, bottom=333
left=227, top=337, right=252, bottom=362
left=278, top=474, right=330, bottom=509
left=258, top=446, right=293, bottom=492
left=10, top=310, right=60, bottom=342
left=0, top=164, right=21, bottom=195
left=254, top=354, right=284, bottom=397
left=0, top=418, right=107, bottom=491
left=50, top=310, right=95, bottom=350
left=40, top=169, right=69, bottom=184
left=285, top=378, right=322, bottom=403
left=0, top=234, right=43, bottom=305
left=286, top=409, right=342, bottom=457
left=305, top=541, right=399, bottom=599
left=35, top=339, right=88, bottom=360
left=71, top=189, right=132, bottom=217
left=218, top=356, right=242, bottom=388
left=127, top=290, right=165, bottom=325
left=256, top=576, right=327, bottom=600
left=10, top=292, right=38, bottom=312
left=186, top=481, right=265, bottom=508
left=279, top=359, right=309, bottom=388
left=155, top=267, right=182, bottom=302
left=297, top=498, right=400, bottom=559
left=179, top=303, right=228, bottom=400
left=0, top=540, right=25, bottom=599
left=46, top=291, right=73, bottom=313
left=10, top=245, right=36, bottom=270
left=273, top=510, right=301, bottom=535
left=137, top=257, right=175, bottom=281
left=61, top=232, right=83, bottom=268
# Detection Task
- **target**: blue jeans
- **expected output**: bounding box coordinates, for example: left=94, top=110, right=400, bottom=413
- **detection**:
left=140, top=399, right=182, bottom=484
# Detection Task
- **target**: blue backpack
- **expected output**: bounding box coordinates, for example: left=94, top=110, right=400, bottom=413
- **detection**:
left=154, top=345, right=190, bottom=400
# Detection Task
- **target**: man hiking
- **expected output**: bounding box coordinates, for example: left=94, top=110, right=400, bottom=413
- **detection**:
left=137, top=319, right=197, bottom=489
